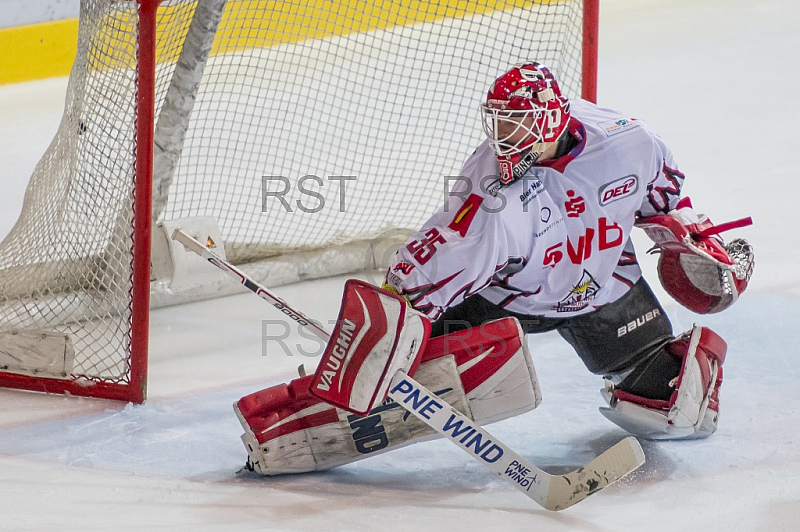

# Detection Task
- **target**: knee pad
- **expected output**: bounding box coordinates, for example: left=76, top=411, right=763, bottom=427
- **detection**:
left=599, top=325, right=726, bottom=440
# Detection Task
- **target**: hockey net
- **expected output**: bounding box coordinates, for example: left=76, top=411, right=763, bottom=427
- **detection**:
left=0, top=0, right=597, bottom=402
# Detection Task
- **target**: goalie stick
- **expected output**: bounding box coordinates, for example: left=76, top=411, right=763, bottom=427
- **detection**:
left=172, top=228, right=645, bottom=511
left=171, top=229, right=329, bottom=340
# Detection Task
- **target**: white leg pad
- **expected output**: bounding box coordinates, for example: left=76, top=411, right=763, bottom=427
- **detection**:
left=236, top=317, right=541, bottom=474
left=599, top=325, right=726, bottom=440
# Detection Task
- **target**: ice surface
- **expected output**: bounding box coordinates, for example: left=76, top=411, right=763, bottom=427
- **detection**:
left=1, top=0, right=799, bottom=530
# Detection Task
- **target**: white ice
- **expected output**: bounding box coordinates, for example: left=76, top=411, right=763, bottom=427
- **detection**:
left=0, top=0, right=799, bottom=530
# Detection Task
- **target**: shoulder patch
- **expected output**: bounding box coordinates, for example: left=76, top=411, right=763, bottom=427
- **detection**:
left=598, top=117, right=640, bottom=137
left=448, top=194, right=483, bottom=237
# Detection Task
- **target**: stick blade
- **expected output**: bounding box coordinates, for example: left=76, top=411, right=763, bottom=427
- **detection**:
left=544, top=436, right=645, bottom=511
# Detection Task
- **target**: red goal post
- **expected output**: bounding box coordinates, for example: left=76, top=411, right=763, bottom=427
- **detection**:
left=0, top=0, right=599, bottom=403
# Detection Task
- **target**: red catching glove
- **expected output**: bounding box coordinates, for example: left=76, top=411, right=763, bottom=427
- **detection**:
left=636, top=197, right=754, bottom=314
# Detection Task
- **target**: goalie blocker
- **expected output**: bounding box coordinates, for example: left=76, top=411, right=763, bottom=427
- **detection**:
left=235, top=317, right=541, bottom=475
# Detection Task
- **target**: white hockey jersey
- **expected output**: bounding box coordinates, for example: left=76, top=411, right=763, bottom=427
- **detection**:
left=386, top=99, right=685, bottom=320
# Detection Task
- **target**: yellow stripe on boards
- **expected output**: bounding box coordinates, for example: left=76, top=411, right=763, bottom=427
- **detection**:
left=0, top=19, right=79, bottom=85
left=0, top=0, right=563, bottom=85
left=211, top=0, right=550, bottom=52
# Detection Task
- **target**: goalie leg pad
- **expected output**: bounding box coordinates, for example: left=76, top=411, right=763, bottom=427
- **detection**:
left=235, top=317, right=541, bottom=475
left=599, top=325, right=726, bottom=440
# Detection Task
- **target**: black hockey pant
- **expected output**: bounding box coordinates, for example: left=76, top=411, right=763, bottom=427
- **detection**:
left=430, top=277, right=681, bottom=401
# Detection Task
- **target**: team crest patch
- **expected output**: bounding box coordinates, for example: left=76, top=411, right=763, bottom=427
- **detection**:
left=554, top=269, right=601, bottom=312
left=598, top=117, right=640, bottom=137
left=393, top=262, right=415, bottom=275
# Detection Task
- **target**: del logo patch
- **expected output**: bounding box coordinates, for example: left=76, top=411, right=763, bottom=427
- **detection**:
left=598, top=117, right=640, bottom=137
left=598, top=175, right=638, bottom=205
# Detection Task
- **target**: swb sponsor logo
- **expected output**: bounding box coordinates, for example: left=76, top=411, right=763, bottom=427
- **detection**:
left=598, top=175, right=638, bottom=206
left=505, top=460, right=538, bottom=491
left=315, top=318, right=356, bottom=392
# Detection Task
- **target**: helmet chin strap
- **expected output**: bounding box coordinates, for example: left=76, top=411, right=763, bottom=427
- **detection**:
left=497, top=146, right=543, bottom=184
left=497, top=130, right=574, bottom=185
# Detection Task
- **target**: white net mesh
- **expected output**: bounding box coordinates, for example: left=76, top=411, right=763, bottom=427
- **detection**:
left=0, top=0, right=589, bottom=399
left=159, top=0, right=587, bottom=260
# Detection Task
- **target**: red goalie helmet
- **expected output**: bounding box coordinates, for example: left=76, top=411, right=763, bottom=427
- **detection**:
left=481, top=62, right=571, bottom=183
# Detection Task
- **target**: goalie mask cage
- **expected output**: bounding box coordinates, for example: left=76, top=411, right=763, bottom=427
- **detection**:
left=0, top=0, right=598, bottom=403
